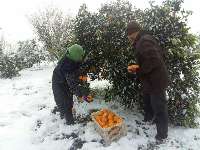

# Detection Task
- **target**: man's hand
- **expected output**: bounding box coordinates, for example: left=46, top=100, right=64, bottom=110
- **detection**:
left=127, top=64, right=139, bottom=73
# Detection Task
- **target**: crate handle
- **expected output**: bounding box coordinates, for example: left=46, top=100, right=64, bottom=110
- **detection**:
left=108, top=126, right=121, bottom=135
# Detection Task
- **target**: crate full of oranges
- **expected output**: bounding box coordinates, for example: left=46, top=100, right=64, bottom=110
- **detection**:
left=93, top=109, right=122, bottom=128
left=91, top=108, right=127, bottom=145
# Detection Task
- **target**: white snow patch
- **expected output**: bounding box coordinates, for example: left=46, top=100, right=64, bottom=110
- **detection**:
left=0, top=63, right=200, bottom=150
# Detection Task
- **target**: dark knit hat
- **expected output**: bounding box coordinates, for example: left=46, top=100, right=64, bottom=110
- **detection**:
left=127, top=21, right=141, bottom=35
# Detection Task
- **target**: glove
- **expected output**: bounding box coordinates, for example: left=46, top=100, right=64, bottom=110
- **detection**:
left=127, top=64, right=139, bottom=73
left=82, top=95, right=93, bottom=103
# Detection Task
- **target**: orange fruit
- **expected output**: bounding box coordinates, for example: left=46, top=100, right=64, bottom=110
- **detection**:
left=108, top=113, right=114, bottom=120
left=98, top=111, right=104, bottom=116
left=79, top=75, right=88, bottom=81
left=103, top=112, right=108, bottom=118
left=101, top=117, right=108, bottom=123
left=99, top=121, right=105, bottom=127
left=128, top=64, right=140, bottom=73
left=103, top=124, right=109, bottom=128
left=113, top=116, right=122, bottom=123
left=128, top=64, right=139, bottom=69
left=108, top=119, right=113, bottom=123
left=108, top=123, right=114, bottom=127
left=95, top=109, right=122, bottom=128
left=102, top=109, right=109, bottom=113
left=95, top=116, right=101, bottom=123
left=117, top=118, right=122, bottom=123
left=113, top=116, right=118, bottom=120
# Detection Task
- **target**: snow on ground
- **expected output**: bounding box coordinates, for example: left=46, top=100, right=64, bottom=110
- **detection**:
left=0, top=63, right=200, bottom=150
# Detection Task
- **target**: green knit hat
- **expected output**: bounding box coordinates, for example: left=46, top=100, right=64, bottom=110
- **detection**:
left=66, top=44, right=85, bottom=62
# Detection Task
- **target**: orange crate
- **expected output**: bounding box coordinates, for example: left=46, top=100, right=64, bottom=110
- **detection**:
left=91, top=109, right=127, bottom=146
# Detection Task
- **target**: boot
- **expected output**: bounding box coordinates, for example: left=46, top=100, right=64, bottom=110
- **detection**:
left=64, top=111, right=75, bottom=125
left=155, top=134, right=167, bottom=144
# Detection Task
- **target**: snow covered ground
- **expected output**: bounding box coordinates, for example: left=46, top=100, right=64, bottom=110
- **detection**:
left=0, top=63, right=200, bottom=150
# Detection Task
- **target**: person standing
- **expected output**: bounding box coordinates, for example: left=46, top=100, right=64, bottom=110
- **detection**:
left=127, top=21, right=169, bottom=141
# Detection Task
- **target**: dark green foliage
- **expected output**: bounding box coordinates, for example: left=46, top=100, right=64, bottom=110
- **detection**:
left=0, top=39, right=20, bottom=78
left=74, top=2, right=140, bottom=105
left=74, top=0, right=200, bottom=127
left=29, top=7, right=73, bottom=60
left=0, top=54, right=20, bottom=78
left=0, top=36, right=5, bottom=57
left=0, top=44, right=3, bottom=57
left=0, top=39, right=46, bottom=79
left=74, top=4, right=102, bottom=66
left=16, top=39, right=44, bottom=69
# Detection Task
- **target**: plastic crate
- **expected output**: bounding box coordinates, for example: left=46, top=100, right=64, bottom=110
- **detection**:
left=91, top=110, right=127, bottom=146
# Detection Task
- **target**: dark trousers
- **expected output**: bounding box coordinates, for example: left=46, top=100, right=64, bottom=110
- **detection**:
left=52, top=70, right=73, bottom=117
left=143, top=91, right=168, bottom=138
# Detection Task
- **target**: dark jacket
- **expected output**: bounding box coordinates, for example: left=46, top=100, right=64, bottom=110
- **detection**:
left=52, top=57, right=86, bottom=97
left=133, top=32, right=169, bottom=93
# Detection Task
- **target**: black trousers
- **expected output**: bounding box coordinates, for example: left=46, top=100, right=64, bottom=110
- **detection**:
left=143, top=91, right=168, bottom=138
left=52, top=69, right=73, bottom=117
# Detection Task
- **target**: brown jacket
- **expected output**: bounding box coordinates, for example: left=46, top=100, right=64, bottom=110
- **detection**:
left=133, top=32, right=169, bottom=93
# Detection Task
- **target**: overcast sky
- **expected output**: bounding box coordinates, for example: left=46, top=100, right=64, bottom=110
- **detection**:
left=0, top=0, right=199, bottom=43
